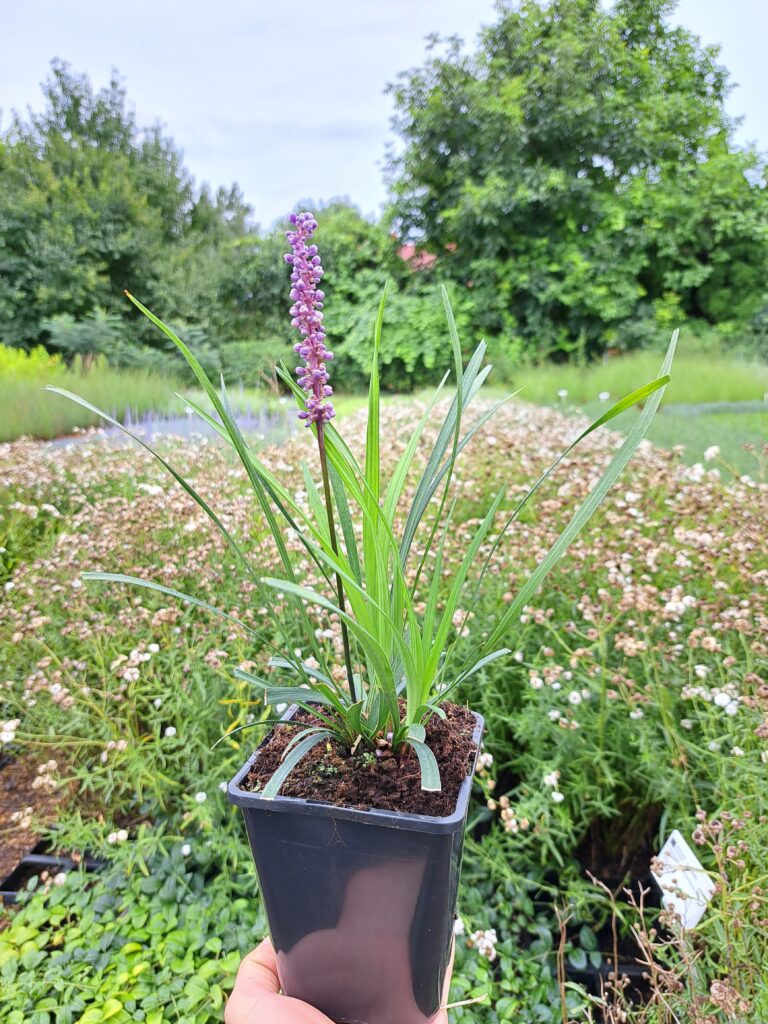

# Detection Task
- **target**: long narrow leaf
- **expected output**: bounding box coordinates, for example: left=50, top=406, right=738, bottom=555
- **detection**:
left=123, top=297, right=332, bottom=672
left=268, top=656, right=334, bottom=688
left=126, top=292, right=223, bottom=411
left=330, top=464, right=361, bottom=586
left=233, top=673, right=330, bottom=707
left=425, top=487, right=507, bottom=687
left=178, top=394, right=298, bottom=512
left=183, top=387, right=336, bottom=589
left=260, top=577, right=395, bottom=690
left=400, top=337, right=492, bottom=564
left=382, top=369, right=450, bottom=523
left=366, top=287, right=385, bottom=506
left=436, top=648, right=512, bottom=704
left=46, top=387, right=251, bottom=569
left=83, top=572, right=267, bottom=643
left=211, top=716, right=302, bottom=750
left=301, top=462, right=331, bottom=544
left=233, top=676, right=340, bottom=732
left=406, top=738, right=442, bottom=792
left=217, top=377, right=331, bottom=672
left=453, top=374, right=672, bottom=682
left=482, top=331, right=678, bottom=654
left=292, top=527, right=422, bottom=695
left=262, top=729, right=334, bottom=798
left=411, top=391, right=517, bottom=548
left=501, top=375, right=670, bottom=528
left=363, top=288, right=387, bottom=641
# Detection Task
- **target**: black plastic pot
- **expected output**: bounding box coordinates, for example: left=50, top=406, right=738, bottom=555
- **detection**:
left=0, top=846, right=106, bottom=905
left=228, top=707, right=483, bottom=1024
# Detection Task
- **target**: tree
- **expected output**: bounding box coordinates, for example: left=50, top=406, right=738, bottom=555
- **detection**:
left=386, top=0, right=768, bottom=357
left=314, top=201, right=477, bottom=389
left=0, top=61, right=248, bottom=351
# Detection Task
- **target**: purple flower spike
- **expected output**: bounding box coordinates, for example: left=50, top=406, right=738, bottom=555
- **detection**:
left=285, top=212, right=335, bottom=425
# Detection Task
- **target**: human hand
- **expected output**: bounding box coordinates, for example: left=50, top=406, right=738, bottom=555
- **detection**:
left=225, top=938, right=334, bottom=1023
left=225, top=937, right=451, bottom=1023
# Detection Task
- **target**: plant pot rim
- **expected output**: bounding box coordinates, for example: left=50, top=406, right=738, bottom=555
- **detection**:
left=227, top=705, right=484, bottom=835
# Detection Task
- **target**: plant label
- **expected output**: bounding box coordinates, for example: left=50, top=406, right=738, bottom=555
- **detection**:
left=651, top=829, right=715, bottom=929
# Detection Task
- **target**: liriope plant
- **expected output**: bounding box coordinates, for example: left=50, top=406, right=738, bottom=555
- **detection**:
left=48, top=212, right=676, bottom=797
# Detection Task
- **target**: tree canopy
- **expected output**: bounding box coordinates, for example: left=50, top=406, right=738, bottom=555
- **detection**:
left=2, top=16, right=767, bottom=391
left=0, top=60, right=249, bottom=352
left=386, top=0, right=768, bottom=357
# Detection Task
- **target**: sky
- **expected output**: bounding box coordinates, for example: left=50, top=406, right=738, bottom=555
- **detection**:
left=1, top=0, right=766, bottom=229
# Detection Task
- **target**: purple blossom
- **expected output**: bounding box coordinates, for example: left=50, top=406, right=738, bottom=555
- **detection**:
left=284, top=212, right=334, bottom=425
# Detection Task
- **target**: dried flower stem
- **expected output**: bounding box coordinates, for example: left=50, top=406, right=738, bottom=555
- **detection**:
left=555, top=902, right=572, bottom=1024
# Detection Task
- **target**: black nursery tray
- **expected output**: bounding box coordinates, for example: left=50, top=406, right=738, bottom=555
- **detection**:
left=0, top=842, right=106, bottom=905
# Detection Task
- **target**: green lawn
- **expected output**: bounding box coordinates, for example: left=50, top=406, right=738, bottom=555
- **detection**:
left=507, top=346, right=768, bottom=407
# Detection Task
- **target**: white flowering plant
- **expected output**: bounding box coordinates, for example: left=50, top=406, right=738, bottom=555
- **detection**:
left=49, top=212, right=676, bottom=798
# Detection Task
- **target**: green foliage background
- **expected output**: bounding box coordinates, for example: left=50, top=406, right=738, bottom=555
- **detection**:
left=386, top=0, right=768, bottom=361
left=2, top=1, right=767, bottom=395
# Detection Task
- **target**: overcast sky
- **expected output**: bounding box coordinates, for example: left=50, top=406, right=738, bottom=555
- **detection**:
left=1, top=0, right=765, bottom=229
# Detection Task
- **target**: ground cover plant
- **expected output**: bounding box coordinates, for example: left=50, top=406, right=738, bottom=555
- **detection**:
left=1, top=362, right=766, bottom=1020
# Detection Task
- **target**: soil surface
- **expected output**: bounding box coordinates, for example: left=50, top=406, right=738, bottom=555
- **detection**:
left=241, top=701, right=478, bottom=816
left=0, top=754, right=63, bottom=884
left=576, top=802, right=663, bottom=888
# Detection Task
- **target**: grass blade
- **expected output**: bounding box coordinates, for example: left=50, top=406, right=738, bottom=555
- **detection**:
left=46, top=387, right=250, bottom=568
left=262, top=729, right=334, bottom=798
left=82, top=572, right=267, bottom=644
left=233, top=674, right=331, bottom=708
left=330, top=464, right=361, bottom=586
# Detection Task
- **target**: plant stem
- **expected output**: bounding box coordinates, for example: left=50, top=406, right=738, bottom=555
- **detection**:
left=316, top=422, right=357, bottom=702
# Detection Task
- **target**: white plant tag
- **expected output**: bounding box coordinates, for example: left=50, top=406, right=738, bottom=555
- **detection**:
left=651, top=829, right=715, bottom=929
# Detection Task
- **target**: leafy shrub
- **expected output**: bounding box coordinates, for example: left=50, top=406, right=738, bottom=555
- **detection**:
left=0, top=344, right=63, bottom=379
left=42, top=309, right=127, bottom=363
left=329, top=281, right=480, bottom=391
left=220, top=337, right=286, bottom=388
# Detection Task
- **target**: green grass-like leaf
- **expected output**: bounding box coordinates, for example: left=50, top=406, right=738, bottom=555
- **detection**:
left=482, top=331, right=678, bottom=654
left=262, top=729, right=335, bottom=799
left=49, top=286, right=679, bottom=797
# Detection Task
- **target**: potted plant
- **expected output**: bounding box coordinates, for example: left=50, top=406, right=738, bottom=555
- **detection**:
left=50, top=212, right=675, bottom=1024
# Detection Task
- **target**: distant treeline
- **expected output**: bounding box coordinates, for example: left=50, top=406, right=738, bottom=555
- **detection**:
left=2, top=1, right=767, bottom=391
